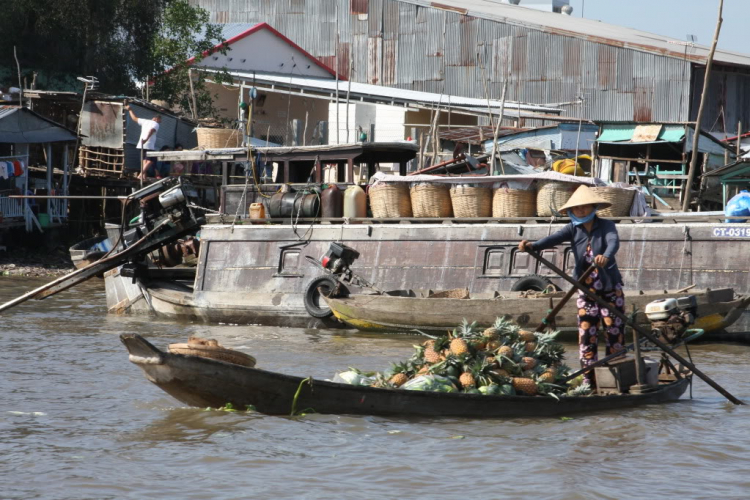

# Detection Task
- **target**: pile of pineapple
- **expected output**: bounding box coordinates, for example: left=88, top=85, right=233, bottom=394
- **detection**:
left=366, top=317, right=582, bottom=397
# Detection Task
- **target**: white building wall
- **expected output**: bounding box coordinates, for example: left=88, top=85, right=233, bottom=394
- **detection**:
left=328, top=102, right=406, bottom=145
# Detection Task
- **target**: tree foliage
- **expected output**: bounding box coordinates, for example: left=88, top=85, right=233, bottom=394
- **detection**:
left=0, top=0, right=227, bottom=115
left=148, top=0, right=231, bottom=119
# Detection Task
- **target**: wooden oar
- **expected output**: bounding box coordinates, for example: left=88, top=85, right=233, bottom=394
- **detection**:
left=534, top=265, right=596, bottom=332
left=524, top=247, right=745, bottom=405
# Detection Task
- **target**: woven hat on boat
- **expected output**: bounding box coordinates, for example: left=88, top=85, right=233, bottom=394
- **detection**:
left=558, top=185, right=612, bottom=214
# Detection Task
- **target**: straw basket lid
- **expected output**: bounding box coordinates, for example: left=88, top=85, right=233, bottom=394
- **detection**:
left=168, top=337, right=256, bottom=368
left=558, top=185, right=612, bottom=213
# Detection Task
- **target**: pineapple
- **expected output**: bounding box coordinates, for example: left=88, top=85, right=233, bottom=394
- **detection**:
left=512, top=377, right=538, bottom=395
left=498, top=345, right=514, bottom=359
left=521, top=357, right=537, bottom=370
left=538, top=368, right=556, bottom=384
left=388, top=362, right=411, bottom=387
left=534, top=331, right=566, bottom=365
left=482, top=327, right=499, bottom=341
left=525, top=341, right=537, bottom=353
left=418, top=365, right=430, bottom=375
left=486, top=339, right=501, bottom=351
left=424, top=346, right=441, bottom=364
left=459, top=371, right=476, bottom=389
left=389, top=372, right=408, bottom=387
left=518, top=330, right=537, bottom=342
left=450, top=337, right=469, bottom=356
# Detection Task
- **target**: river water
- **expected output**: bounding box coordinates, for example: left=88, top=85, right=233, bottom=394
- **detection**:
left=2, top=277, right=750, bottom=499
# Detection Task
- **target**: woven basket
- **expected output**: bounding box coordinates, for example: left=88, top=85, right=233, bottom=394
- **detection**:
left=492, top=185, right=537, bottom=218
left=410, top=183, right=453, bottom=218
left=428, top=288, right=470, bottom=299
left=196, top=128, right=241, bottom=149
left=369, top=183, right=413, bottom=218
left=536, top=181, right=581, bottom=217
left=590, top=187, right=636, bottom=217
left=449, top=185, right=492, bottom=218
left=168, top=343, right=257, bottom=367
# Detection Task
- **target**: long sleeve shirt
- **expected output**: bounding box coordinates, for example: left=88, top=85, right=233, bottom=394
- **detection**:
left=531, top=216, right=623, bottom=291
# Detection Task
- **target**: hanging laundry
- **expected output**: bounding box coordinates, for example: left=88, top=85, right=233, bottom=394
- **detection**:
left=13, top=159, right=23, bottom=176
left=0, top=161, right=8, bottom=179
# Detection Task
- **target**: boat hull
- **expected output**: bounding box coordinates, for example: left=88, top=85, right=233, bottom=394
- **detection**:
left=325, top=290, right=750, bottom=335
left=105, top=221, right=750, bottom=336
left=121, top=334, right=691, bottom=418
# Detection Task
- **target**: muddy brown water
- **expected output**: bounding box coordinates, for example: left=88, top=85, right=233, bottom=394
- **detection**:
left=2, top=277, right=750, bottom=499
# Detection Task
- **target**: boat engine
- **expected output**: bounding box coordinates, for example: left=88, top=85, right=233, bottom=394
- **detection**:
left=644, top=296, right=698, bottom=344
left=320, top=242, right=360, bottom=274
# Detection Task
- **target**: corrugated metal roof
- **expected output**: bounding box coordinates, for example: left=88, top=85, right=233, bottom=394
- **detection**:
left=208, top=69, right=563, bottom=115
left=402, top=0, right=750, bottom=67
left=0, top=106, right=78, bottom=143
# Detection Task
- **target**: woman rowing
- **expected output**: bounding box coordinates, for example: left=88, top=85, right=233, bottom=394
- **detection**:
left=519, top=185, right=626, bottom=385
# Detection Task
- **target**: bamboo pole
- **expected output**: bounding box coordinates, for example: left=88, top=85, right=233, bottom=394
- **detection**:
left=490, top=80, right=508, bottom=174
left=335, top=3, right=340, bottom=144
left=682, top=0, right=724, bottom=211
left=345, top=48, right=353, bottom=143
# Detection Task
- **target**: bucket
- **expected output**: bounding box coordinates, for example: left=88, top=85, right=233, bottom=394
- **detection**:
left=38, top=213, right=50, bottom=228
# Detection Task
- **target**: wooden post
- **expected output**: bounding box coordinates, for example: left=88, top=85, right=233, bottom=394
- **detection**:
left=399, top=161, right=407, bottom=176
left=347, top=158, right=354, bottom=183
left=737, top=121, right=742, bottom=156
left=46, top=143, right=52, bottom=216
left=283, top=161, right=290, bottom=183
left=220, top=161, right=228, bottom=213
left=682, top=0, right=724, bottom=211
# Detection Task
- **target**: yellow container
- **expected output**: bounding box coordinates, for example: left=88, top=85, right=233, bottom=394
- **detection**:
left=249, top=202, right=266, bottom=223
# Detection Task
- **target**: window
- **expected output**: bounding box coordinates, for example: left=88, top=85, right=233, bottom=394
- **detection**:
left=483, top=248, right=505, bottom=276
left=277, top=249, right=301, bottom=276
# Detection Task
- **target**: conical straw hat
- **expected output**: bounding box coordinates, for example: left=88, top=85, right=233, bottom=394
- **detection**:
left=558, top=185, right=612, bottom=214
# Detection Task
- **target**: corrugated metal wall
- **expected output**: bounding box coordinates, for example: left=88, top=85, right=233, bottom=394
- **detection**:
left=190, top=0, right=750, bottom=126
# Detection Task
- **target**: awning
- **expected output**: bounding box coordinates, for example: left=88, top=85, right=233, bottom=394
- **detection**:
left=597, top=124, right=685, bottom=144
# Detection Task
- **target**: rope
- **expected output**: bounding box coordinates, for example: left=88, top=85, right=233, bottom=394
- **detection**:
left=230, top=163, right=250, bottom=234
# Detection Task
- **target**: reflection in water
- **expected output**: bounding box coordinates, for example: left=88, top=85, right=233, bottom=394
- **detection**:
left=1, top=277, right=750, bottom=499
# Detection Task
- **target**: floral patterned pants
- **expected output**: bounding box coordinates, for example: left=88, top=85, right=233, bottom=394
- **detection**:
left=577, top=283, right=626, bottom=384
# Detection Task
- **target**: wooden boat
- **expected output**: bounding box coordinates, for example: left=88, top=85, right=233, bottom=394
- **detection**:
left=121, top=333, right=691, bottom=418
left=325, top=288, right=750, bottom=338
left=69, top=235, right=111, bottom=270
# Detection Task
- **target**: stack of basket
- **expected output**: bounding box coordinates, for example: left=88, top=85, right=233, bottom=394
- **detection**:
left=589, top=186, right=636, bottom=217
left=450, top=184, right=492, bottom=218
left=196, top=127, right=241, bottom=149
left=369, top=183, right=413, bottom=218
left=536, top=180, right=581, bottom=216
left=410, top=183, right=453, bottom=218
left=492, top=183, right=536, bottom=218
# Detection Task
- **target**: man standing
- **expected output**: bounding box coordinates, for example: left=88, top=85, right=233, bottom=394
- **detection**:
left=125, top=103, right=162, bottom=180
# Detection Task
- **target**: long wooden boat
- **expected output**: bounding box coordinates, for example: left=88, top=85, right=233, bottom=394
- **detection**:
left=69, top=235, right=111, bottom=270
left=325, top=288, right=750, bottom=337
left=121, top=333, right=691, bottom=418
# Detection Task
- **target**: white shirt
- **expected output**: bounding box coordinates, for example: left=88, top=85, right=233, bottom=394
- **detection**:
left=137, top=118, right=160, bottom=150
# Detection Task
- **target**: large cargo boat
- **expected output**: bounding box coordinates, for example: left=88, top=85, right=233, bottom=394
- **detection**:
left=101, top=145, right=750, bottom=336
left=104, top=213, right=750, bottom=335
